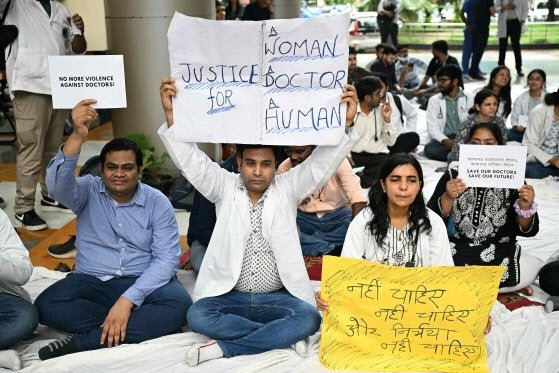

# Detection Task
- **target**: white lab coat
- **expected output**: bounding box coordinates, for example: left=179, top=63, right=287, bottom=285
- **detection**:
left=159, top=124, right=359, bottom=306
left=341, top=208, right=454, bottom=267
left=387, top=92, right=418, bottom=133
left=2, top=0, right=75, bottom=95
left=0, top=209, right=33, bottom=301
left=510, top=89, right=546, bottom=127
left=522, top=103, right=555, bottom=166
left=495, top=0, right=529, bottom=39
left=426, top=91, right=474, bottom=142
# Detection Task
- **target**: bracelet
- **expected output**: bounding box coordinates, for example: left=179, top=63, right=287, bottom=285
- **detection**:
left=513, top=199, right=537, bottom=218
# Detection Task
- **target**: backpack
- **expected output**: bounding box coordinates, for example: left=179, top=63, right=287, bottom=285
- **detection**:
left=392, top=93, right=404, bottom=126
left=78, top=155, right=102, bottom=177
left=167, top=176, right=195, bottom=211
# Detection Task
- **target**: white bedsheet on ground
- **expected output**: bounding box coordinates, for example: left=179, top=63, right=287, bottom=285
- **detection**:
left=6, top=262, right=559, bottom=373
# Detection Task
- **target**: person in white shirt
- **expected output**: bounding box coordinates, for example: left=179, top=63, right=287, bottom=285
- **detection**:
left=495, top=0, right=529, bottom=77
left=370, top=72, right=420, bottom=154
left=158, top=77, right=359, bottom=366
left=350, top=75, right=396, bottom=188
left=424, top=64, right=473, bottom=162
left=0, top=209, right=38, bottom=371
left=508, top=69, right=547, bottom=142
left=314, top=154, right=485, bottom=327
left=1, top=0, right=86, bottom=231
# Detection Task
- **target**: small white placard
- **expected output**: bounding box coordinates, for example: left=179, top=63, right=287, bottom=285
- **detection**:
left=458, top=144, right=527, bottom=189
left=48, top=55, right=127, bottom=109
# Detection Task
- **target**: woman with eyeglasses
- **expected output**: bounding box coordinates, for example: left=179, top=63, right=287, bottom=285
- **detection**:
left=522, top=88, right=559, bottom=178
left=447, top=89, right=507, bottom=162
left=507, top=69, right=547, bottom=143
left=428, top=123, right=540, bottom=294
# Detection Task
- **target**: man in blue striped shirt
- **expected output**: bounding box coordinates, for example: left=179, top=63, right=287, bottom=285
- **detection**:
left=34, top=99, right=192, bottom=361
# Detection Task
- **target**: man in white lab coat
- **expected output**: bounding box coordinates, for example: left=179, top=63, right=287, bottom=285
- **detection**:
left=158, top=77, right=359, bottom=366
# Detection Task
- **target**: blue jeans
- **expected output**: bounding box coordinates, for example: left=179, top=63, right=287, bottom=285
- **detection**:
left=424, top=139, right=451, bottom=162
left=297, top=207, right=352, bottom=256
left=189, top=240, right=207, bottom=273
left=525, top=161, right=559, bottom=179
left=35, top=273, right=192, bottom=351
left=462, top=28, right=473, bottom=75
left=0, top=293, right=38, bottom=349
left=187, top=290, right=321, bottom=357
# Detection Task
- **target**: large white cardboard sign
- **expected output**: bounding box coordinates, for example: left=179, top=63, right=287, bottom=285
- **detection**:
left=167, top=12, right=349, bottom=145
left=458, top=145, right=527, bottom=189
left=48, top=55, right=127, bottom=109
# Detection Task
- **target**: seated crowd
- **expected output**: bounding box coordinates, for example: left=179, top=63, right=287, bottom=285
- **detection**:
left=3, top=47, right=559, bottom=371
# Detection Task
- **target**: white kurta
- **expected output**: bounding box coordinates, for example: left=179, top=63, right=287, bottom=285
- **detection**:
left=0, top=209, right=33, bottom=301
left=341, top=208, right=454, bottom=267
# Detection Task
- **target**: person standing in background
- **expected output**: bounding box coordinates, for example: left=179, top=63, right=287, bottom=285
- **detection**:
left=469, top=0, right=496, bottom=81
left=460, top=0, right=474, bottom=78
left=495, top=0, right=528, bottom=77
left=1, top=0, right=87, bottom=230
left=377, top=0, right=401, bottom=47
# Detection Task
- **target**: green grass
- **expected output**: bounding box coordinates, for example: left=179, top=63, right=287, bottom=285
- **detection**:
left=399, top=23, right=559, bottom=45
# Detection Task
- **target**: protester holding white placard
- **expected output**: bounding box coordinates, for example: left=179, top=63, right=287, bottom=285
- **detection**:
left=523, top=89, right=559, bottom=178
left=2, top=0, right=87, bottom=230
left=158, top=77, right=359, bottom=366
left=428, top=123, right=541, bottom=293
left=448, top=88, right=508, bottom=163
left=507, top=69, right=547, bottom=143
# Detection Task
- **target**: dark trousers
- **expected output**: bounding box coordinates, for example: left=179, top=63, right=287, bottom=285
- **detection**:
left=498, top=18, right=522, bottom=71
left=470, top=24, right=489, bottom=76
left=378, top=19, right=398, bottom=47
left=351, top=152, right=389, bottom=188
left=388, top=132, right=420, bottom=154
left=35, top=273, right=192, bottom=351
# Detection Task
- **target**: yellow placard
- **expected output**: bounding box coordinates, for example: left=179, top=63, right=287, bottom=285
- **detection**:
left=319, top=256, right=504, bottom=372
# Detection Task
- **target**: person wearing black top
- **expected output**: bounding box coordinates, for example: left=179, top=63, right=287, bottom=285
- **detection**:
left=242, top=0, right=273, bottom=21
left=412, top=40, right=460, bottom=105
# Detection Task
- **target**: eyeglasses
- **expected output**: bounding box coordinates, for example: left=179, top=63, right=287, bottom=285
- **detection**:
left=284, top=147, right=311, bottom=156
left=528, top=77, right=543, bottom=81
left=469, top=140, right=498, bottom=145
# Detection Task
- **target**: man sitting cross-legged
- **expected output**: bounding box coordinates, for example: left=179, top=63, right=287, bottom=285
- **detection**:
left=277, top=146, right=366, bottom=256
left=158, top=77, right=359, bottom=366
left=34, top=100, right=192, bottom=360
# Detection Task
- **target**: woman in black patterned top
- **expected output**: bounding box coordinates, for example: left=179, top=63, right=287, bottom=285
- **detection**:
left=428, top=123, right=541, bottom=293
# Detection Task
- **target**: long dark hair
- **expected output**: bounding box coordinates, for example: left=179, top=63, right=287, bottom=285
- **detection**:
left=485, top=65, right=512, bottom=118
left=544, top=88, right=559, bottom=106
left=467, top=122, right=505, bottom=145
left=468, top=88, right=498, bottom=115
left=366, top=153, right=432, bottom=248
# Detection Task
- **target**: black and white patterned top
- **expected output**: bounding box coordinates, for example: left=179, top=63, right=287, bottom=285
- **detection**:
left=234, top=182, right=283, bottom=293
left=427, top=167, right=539, bottom=288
